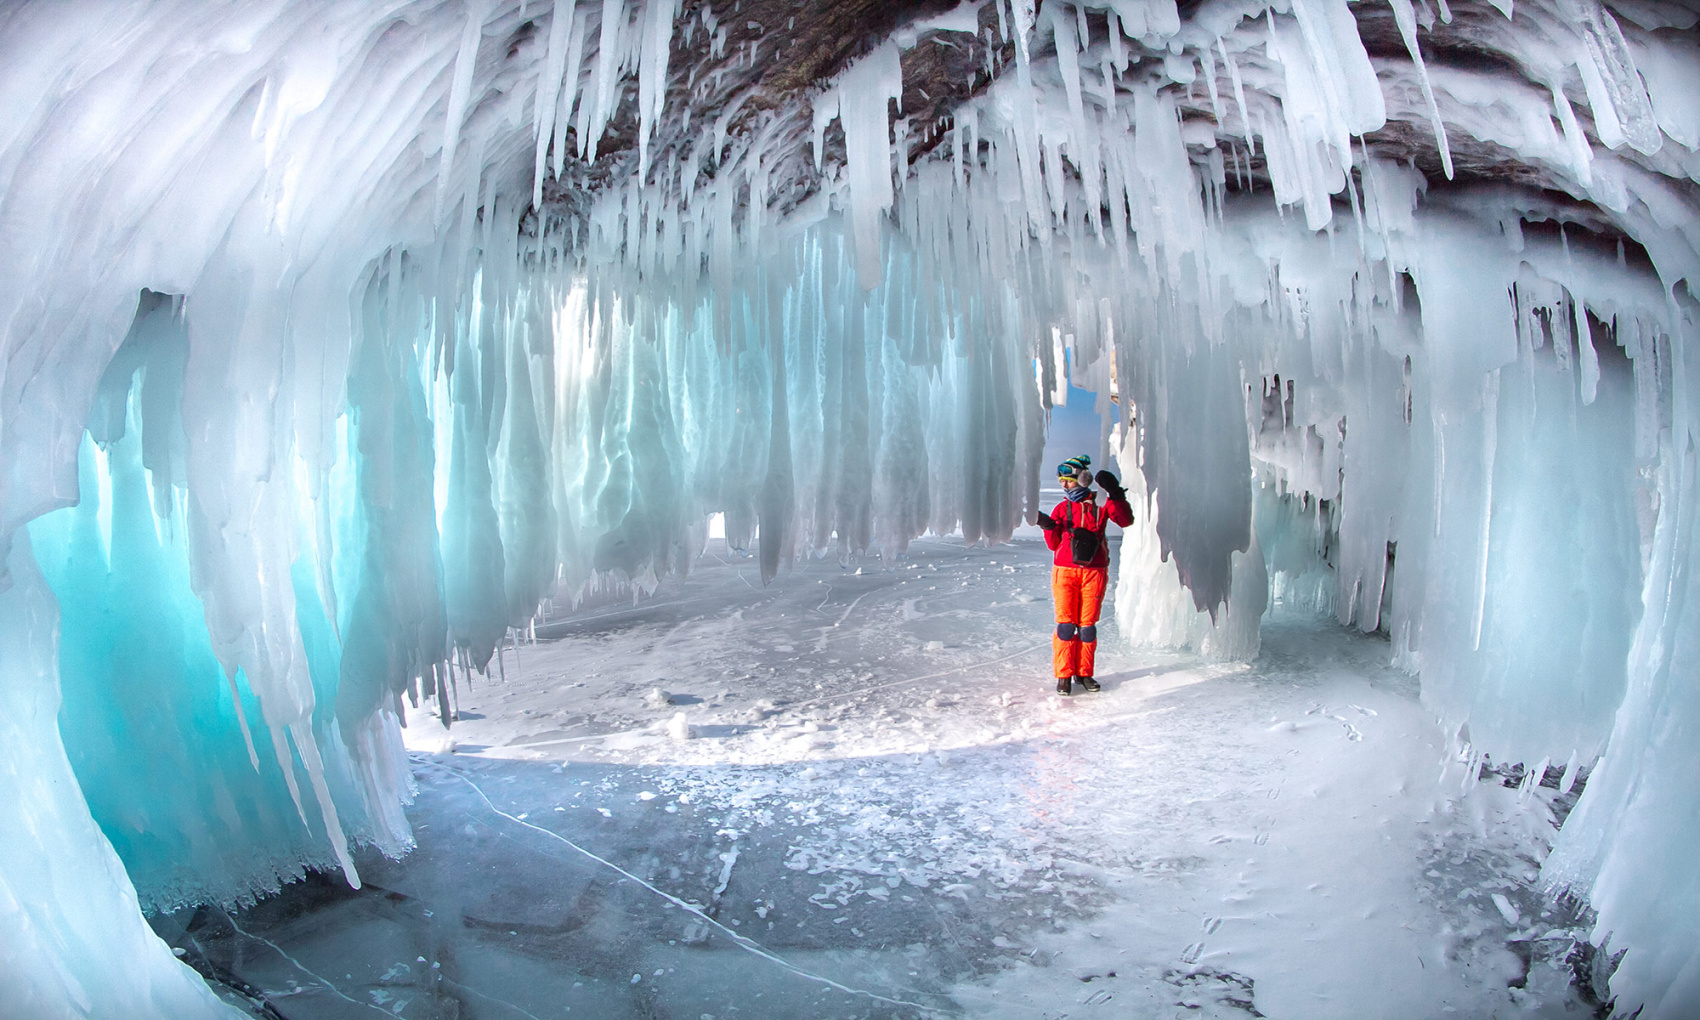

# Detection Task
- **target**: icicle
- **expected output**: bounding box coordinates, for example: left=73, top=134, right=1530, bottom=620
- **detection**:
left=1387, top=0, right=1454, bottom=179
left=1551, top=85, right=1595, bottom=188
left=952, top=118, right=967, bottom=191
left=435, top=0, right=487, bottom=225
left=1470, top=369, right=1499, bottom=652
left=225, top=668, right=261, bottom=771
left=289, top=719, right=361, bottom=889
left=1289, top=0, right=1387, bottom=153
left=1218, top=36, right=1252, bottom=149
left=1558, top=750, right=1581, bottom=795
left=533, top=0, right=578, bottom=207
left=552, top=7, right=586, bottom=178
left=892, top=117, right=911, bottom=188
left=1345, top=147, right=1366, bottom=258
left=1041, top=129, right=1068, bottom=229
left=636, top=0, right=679, bottom=182
left=1200, top=44, right=1223, bottom=125
left=269, top=725, right=311, bottom=829
left=812, top=87, right=836, bottom=173
left=1107, top=7, right=1127, bottom=72
left=1009, top=0, right=1035, bottom=65
left=1007, top=0, right=1048, bottom=240
left=1520, top=756, right=1550, bottom=805
left=1051, top=5, right=1101, bottom=234
left=1578, top=296, right=1601, bottom=404
left=833, top=41, right=904, bottom=288
left=585, top=0, right=625, bottom=160
left=1563, top=0, right=1662, bottom=155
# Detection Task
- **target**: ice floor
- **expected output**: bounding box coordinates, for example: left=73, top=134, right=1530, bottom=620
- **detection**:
left=159, top=535, right=1603, bottom=1019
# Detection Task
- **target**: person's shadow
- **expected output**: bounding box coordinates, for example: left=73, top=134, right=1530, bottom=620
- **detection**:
left=1090, top=664, right=1170, bottom=691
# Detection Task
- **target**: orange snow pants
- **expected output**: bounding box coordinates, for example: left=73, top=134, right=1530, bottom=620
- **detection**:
left=1052, top=566, right=1108, bottom=678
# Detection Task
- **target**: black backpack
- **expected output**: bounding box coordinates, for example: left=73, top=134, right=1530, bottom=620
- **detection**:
left=1067, top=503, right=1103, bottom=564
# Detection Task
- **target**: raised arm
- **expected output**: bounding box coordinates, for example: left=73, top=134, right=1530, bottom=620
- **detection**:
left=1095, top=471, right=1134, bottom=528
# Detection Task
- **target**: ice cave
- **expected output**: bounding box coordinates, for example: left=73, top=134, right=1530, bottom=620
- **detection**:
left=1, top=0, right=1698, bottom=1017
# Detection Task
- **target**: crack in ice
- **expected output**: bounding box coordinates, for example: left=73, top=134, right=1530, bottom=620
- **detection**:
left=420, top=757, right=956, bottom=1015
left=438, top=975, right=549, bottom=1020
left=220, top=910, right=394, bottom=1016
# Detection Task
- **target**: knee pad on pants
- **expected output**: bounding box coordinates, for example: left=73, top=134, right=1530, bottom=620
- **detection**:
left=1056, top=623, right=1078, bottom=641
left=1078, top=624, right=1096, bottom=643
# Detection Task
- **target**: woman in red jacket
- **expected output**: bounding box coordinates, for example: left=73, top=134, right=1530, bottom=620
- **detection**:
left=1037, top=455, right=1133, bottom=696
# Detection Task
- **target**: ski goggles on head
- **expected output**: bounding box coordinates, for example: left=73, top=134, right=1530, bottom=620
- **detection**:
left=1057, top=456, right=1091, bottom=482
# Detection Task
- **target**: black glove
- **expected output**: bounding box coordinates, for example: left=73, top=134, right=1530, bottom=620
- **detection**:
left=1035, top=511, right=1058, bottom=531
left=1095, top=470, right=1127, bottom=501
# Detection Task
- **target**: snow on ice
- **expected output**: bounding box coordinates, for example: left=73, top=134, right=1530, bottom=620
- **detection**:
left=187, top=538, right=1599, bottom=1018
left=0, top=0, right=1697, bottom=1017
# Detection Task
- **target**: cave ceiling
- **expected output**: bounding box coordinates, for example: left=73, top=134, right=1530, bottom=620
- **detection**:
left=510, top=0, right=1700, bottom=252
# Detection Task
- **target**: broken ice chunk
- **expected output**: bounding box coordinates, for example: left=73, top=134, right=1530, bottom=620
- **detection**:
left=1491, top=893, right=1520, bottom=925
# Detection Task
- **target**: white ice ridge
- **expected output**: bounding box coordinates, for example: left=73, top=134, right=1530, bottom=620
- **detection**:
left=0, top=0, right=1696, bottom=1017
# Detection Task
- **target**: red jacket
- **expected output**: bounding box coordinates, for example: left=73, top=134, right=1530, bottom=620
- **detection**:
left=1045, top=494, right=1133, bottom=569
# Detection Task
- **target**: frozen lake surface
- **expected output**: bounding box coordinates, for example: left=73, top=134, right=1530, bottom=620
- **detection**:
left=165, top=536, right=1596, bottom=1019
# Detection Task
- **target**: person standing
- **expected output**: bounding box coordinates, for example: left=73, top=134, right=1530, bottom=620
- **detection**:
left=1037, top=456, right=1133, bottom=696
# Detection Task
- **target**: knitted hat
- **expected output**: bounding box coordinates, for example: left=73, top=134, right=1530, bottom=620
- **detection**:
left=1057, top=454, right=1091, bottom=481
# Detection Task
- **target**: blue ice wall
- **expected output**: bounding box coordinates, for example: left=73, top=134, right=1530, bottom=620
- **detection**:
left=29, top=421, right=379, bottom=912
left=25, top=295, right=420, bottom=913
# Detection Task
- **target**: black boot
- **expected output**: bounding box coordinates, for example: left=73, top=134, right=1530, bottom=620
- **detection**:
left=1056, top=677, right=1073, bottom=696
left=1078, top=676, right=1101, bottom=693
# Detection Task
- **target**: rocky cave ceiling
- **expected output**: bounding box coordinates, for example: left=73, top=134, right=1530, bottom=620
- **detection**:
left=498, top=0, right=1700, bottom=258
